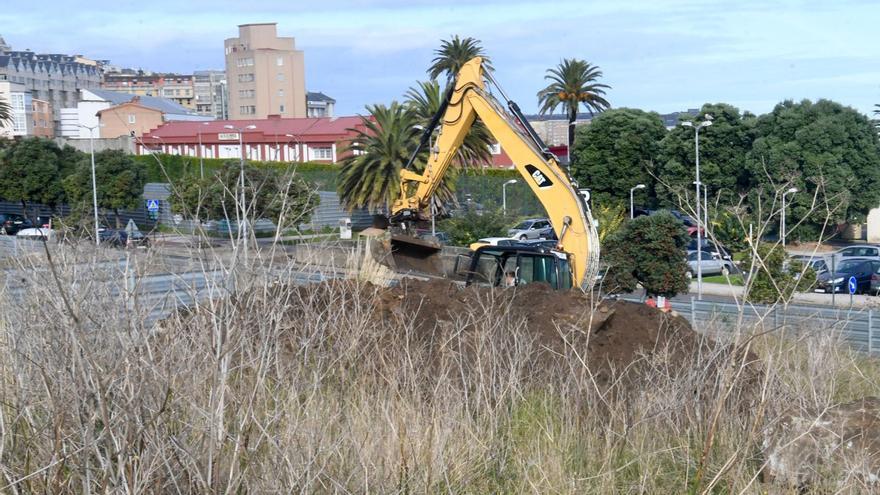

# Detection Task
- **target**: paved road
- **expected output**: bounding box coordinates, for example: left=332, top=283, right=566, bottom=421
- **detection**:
left=625, top=280, right=879, bottom=309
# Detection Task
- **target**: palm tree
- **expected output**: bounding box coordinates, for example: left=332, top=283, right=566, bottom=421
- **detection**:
left=427, top=35, right=492, bottom=80
left=338, top=102, right=420, bottom=212
left=405, top=80, right=493, bottom=167
left=0, top=96, right=11, bottom=125
left=536, top=59, right=611, bottom=163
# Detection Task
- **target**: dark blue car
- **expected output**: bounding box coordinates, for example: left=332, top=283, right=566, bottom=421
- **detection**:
left=816, top=258, right=880, bottom=294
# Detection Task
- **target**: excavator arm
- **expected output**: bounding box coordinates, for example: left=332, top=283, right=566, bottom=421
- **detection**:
left=390, top=57, right=600, bottom=288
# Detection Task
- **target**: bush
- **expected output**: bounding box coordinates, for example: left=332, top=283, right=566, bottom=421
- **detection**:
left=743, top=242, right=815, bottom=304
left=438, top=207, right=516, bottom=246
left=602, top=211, right=690, bottom=296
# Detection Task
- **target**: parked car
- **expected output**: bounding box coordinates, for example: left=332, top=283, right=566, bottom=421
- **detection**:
left=0, top=214, right=34, bottom=235
left=640, top=209, right=702, bottom=236
left=98, top=229, right=150, bottom=248
left=507, top=218, right=553, bottom=240
left=515, top=239, right=559, bottom=249
left=828, top=245, right=880, bottom=268
left=16, top=227, right=55, bottom=241
left=687, top=238, right=732, bottom=260
left=815, top=258, right=880, bottom=294
left=787, top=254, right=829, bottom=276
left=469, top=237, right=520, bottom=250
left=686, top=250, right=734, bottom=278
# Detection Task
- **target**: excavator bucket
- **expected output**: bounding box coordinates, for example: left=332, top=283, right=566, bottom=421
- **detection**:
left=359, top=228, right=445, bottom=277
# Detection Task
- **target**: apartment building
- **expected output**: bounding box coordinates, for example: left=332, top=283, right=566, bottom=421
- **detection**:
left=306, top=91, right=335, bottom=118
left=0, top=36, right=102, bottom=135
left=102, top=71, right=196, bottom=110
left=0, top=80, right=31, bottom=137
left=224, top=23, right=306, bottom=120
left=31, top=98, right=52, bottom=137
left=194, top=70, right=228, bottom=119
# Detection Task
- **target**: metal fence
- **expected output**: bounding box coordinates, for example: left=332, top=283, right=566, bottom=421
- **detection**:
left=623, top=296, right=878, bottom=354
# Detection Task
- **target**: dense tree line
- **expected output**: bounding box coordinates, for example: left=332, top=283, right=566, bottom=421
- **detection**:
left=571, top=99, right=880, bottom=242
left=0, top=138, right=148, bottom=227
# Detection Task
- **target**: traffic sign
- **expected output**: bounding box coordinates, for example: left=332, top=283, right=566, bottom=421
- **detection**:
left=146, top=199, right=160, bottom=212
left=848, top=276, right=857, bottom=295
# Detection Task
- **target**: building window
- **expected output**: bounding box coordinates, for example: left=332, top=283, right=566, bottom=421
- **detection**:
left=276, top=73, right=284, bottom=82
left=238, top=89, right=255, bottom=99
left=311, top=147, right=333, bottom=160
left=237, top=73, right=255, bottom=83
left=239, top=105, right=256, bottom=115
left=276, top=56, right=284, bottom=66
left=278, top=89, right=284, bottom=97
left=128, top=114, right=136, bottom=124
left=279, top=104, right=285, bottom=113
left=236, top=57, right=254, bottom=67
left=164, top=89, right=175, bottom=97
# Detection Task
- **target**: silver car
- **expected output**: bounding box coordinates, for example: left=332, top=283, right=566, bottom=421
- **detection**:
left=686, top=250, right=734, bottom=278
left=507, top=218, right=553, bottom=240
left=828, top=245, right=880, bottom=268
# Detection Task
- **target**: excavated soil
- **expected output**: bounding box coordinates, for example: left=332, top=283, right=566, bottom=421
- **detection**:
left=376, top=279, right=713, bottom=382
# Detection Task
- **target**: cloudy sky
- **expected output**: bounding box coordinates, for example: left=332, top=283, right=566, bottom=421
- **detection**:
left=3, top=0, right=878, bottom=117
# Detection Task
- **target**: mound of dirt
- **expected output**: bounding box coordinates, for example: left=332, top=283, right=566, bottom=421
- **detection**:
left=378, top=279, right=710, bottom=381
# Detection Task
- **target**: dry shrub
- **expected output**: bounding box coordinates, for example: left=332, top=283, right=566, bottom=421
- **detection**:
left=0, top=241, right=878, bottom=493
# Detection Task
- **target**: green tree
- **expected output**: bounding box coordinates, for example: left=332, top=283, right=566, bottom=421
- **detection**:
left=437, top=207, right=512, bottom=246
left=602, top=211, right=690, bottom=296
left=427, top=35, right=492, bottom=80
left=0, top=138, right=68, bottom=220
left=171, top=161, right=317, bottom=227
left=64, top=150, right=147, bottom=227
left=744, top=99, right=880, bottom=241
left=536, top=58, right=611, bottom=162
left=743, top=243, right=815, bottom=304
left=656, top=103, right=756, bottom=208
left=569, top=108, right=666, bottom=206
left=405, top=79, right=493, bottom=167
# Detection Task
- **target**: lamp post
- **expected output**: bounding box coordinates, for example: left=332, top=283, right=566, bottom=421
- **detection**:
left=77, top=124, right=101, bottom=246
left=681, top=114, right=713, bottom=300
left=197, top=122, right=209, bottom=179
left=782, top=187, right=798, bottom=248
left=629, top=184, right=646, bottom=219
left=502, top=179, right=518, bottom=215
left=223, top=124, right=257, bottom=259
left=693, top=181, right=708, bottom=238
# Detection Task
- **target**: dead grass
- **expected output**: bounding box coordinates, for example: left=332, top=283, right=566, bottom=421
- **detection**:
left=0, top=238, right=877, bottom=493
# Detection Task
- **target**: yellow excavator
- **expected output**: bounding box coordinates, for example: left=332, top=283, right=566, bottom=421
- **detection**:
left=371, top=56, right=600, bottom=290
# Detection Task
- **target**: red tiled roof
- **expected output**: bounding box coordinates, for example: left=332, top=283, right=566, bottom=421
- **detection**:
left=146, top=116, right=364, bottom=142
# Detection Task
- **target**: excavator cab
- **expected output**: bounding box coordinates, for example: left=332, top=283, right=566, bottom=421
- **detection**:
left=456, top=245, right=573, bottom=290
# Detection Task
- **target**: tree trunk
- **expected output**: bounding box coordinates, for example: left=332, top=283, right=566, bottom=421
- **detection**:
left=567, top=107, right=577, bottom=167
left=20, top=199, right=28, bottom=224
left=114, top=208, right=121, bottom=229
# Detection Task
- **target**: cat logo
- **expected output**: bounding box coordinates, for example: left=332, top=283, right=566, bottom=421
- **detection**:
left=525, top=164, right=553, bottom=189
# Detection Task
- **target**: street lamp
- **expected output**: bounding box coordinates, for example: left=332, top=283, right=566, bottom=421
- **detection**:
left=502, top=179, right=518, bottom=215
left=196, top=121, right=210, bottom=179
left=782, top=187, right=798, bottom=248
left=77, top=124, right=101, bottom=246
left=693, top=181, right=708, bottom=238
left=223, top=123, right=257, bottom=259
left=681, top=114, right=713, bottom=300
left=629, top=184, right=646, bottom=219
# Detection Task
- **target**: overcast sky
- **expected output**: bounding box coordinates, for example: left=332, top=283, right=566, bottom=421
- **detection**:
left=3, top=0, right=878, bottom=117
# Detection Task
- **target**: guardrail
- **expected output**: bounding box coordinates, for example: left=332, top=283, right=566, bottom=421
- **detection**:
left=622, top=295, right=878, bottom=354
